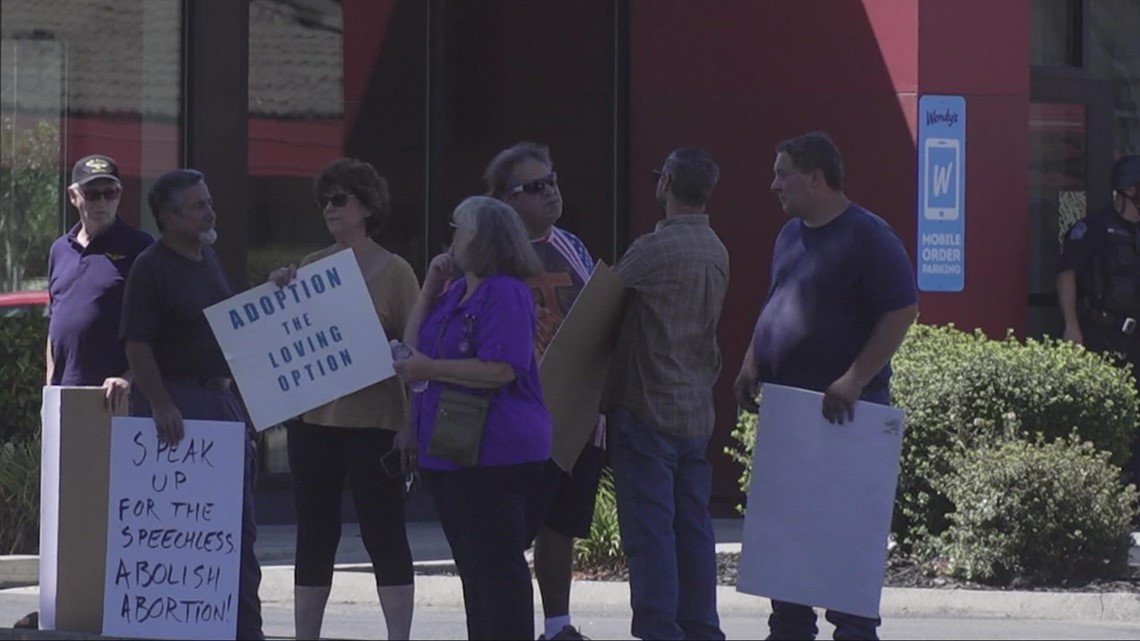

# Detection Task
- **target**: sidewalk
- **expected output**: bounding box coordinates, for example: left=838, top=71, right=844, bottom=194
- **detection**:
left=245, top=519, right=1140, bottom=622
left=4, top=518, right=1140, bottom=628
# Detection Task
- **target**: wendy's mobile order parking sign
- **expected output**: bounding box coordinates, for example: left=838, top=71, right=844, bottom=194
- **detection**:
left=916, top=95, right=966, bottom=292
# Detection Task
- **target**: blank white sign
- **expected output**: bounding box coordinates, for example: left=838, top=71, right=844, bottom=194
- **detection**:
left=736, top=383, right=906, bottom=619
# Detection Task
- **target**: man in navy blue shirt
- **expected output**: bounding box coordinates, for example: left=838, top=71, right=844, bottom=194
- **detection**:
left=734, top=132, right=917, bottom=641
left=121, top=168, right=263, bottom=640
left=46, top=154, right=152, bottom=412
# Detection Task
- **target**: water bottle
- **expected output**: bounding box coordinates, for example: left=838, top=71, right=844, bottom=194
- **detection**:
left=390, top=339, right=429, bottom=393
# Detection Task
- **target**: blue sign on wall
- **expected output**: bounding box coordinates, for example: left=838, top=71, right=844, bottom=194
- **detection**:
left=917, top=95, right=966, bottom=292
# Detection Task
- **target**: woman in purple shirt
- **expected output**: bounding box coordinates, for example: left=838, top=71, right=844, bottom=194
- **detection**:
left=394, top=195, right=552, bottom=640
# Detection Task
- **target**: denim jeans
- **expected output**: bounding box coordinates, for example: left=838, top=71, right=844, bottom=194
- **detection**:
left=609, top=407, right=724, bottom=641
left=422, top=462, right=549, bottom=641
left=768, top=600, right=880, bottom=640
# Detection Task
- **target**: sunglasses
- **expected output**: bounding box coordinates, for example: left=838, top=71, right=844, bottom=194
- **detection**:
left=317, top=193, right=353, bottom=209
left=82, top=186, right=121, bottom=201
left=508, top=172, right=558, bottom=195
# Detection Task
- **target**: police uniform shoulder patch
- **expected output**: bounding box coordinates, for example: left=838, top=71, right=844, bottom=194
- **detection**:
left=1068, top=220, right=1087, bottom=240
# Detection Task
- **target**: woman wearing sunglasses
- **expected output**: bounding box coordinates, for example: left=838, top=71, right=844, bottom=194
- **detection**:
left=268, top=158, right=420, bottom=640
left=394, top=196, right=551, bottom=640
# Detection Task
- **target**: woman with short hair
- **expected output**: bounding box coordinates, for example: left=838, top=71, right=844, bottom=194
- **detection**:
left=269, top=157, right=419, bottom=640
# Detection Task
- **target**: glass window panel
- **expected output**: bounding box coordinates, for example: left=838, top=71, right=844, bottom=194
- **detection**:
left=247, top=0, right=430, bottom=474
left=0, top=0, right=182, bottom=292
left=1086, top=0, right=1140, bottom=154
left=1030, top=0, right=1080, bottom=67
left=1028, top=102, right=1087, bottom=338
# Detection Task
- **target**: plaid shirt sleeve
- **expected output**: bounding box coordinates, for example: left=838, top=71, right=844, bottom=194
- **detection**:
left=615, top=235, right=660, bottom=288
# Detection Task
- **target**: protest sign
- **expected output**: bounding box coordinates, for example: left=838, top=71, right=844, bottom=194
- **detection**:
left=204, top=249, right=394, bottom=430
left=102, top=418, right=244, bottom=640
left=540, top=262, right=627, bottom=472
left=40, top=386, right=114, bottom=634
left=736, top=384, right=906, bottom=619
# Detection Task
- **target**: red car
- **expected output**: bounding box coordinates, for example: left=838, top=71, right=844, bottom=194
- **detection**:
left=0, top=290, right=50, bottom=318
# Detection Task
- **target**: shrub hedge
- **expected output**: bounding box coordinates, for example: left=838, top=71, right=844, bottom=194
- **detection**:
left=574, top=466, right=625, bottom=571
left=934, top=436, right=1137, bottom=586
left=0, top=312, right=48, bottom=444
left=0, top=312, right=46, bottom=554
left=891, top=324, right=1137, bottom=547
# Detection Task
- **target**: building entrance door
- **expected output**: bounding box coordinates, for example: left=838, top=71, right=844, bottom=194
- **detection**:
left=1027, top=72, right=1113, bottom=338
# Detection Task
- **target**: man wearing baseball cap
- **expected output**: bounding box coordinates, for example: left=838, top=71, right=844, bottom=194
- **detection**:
left=1058, top=154, right=1140, bottom=487
left=46, top=154, right=153, bottom=412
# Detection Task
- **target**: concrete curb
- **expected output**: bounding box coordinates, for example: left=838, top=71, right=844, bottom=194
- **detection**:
left=0, top=559, right=36, bottom=591
left=247, top=568, right=1140, bottom=622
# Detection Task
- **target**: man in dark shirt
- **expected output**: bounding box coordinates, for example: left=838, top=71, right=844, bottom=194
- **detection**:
left=119, top=169, right=263, bottom=641
left=735, top=132, right=917, bottom=641
left=484, top=142, right=602, bottom=641
left=606, top=148, right=729, bottom=641
left=46, top=154, right=152, bottom=412
left=1057, top=154, right=1140, bottom=488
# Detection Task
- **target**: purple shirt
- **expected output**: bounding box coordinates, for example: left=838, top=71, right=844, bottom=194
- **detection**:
left=414, top=273, right=552, bottom=470
left=47, top=217, right=154, bottom=385
left=752, top=204, right=916, bottom=399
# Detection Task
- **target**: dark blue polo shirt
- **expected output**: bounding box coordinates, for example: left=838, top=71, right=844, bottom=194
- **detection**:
left=752, top=204, right=917, bottom=400
left=48, top=217, right=154, bottom=385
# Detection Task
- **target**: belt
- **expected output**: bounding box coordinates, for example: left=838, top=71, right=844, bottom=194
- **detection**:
left=168, top=376, right=232, bottom=391
left=1083, top=309, right=1139, bottom=335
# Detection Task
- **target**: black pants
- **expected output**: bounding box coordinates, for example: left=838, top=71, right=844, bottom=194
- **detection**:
left=287, top=422, right=413, bottom=587
left=423, top=462, right=549, bottom=641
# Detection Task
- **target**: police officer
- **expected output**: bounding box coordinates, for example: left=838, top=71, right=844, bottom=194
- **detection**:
left=1058, top=154, right=1140, bottom=486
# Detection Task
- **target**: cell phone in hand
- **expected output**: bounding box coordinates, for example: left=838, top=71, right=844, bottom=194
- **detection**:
left=380, top=448, right=403, bottom=479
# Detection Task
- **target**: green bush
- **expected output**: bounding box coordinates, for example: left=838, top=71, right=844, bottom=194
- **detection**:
left=0, top=312, right=48, bottom=444
left=934, top=436, right=1137, bottom=586
left=0, top=312, right=47, bottom=554
left=0, top=435, right=40, bottom=554
left=726, top=405, right=757, bottom=514
left=892, top=324, right=1138, bottom=548
left=574, top=467, right=624, bottom=571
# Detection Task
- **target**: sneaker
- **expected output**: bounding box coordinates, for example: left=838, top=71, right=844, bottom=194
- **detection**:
left=539, top=625, right=589, bottom=640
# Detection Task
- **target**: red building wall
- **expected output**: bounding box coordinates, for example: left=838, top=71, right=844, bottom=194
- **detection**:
left=628, top=0, right=1030, bottom=506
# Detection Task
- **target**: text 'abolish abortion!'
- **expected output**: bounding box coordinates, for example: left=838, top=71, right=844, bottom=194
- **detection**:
left=225, top=267, right=355, bottom=392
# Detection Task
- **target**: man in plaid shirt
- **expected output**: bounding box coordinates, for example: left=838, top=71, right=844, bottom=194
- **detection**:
left=606, top=147, right=729, bottom=641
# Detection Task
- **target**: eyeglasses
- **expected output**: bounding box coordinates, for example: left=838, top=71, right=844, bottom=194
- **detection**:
left=82, top=186, right=121, bottom=201
left=317, top=193, right=353, bottom=209
left=508, top=172, right=558, bottom=195
left=652, top=169, right=666, bottom=184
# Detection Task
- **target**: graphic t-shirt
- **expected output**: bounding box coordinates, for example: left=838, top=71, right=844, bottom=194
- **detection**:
left=528, top=227, right=595, bottom=359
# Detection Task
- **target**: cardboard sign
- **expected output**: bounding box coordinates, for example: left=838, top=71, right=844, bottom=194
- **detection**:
left=204, top=249, right=394, bottom=430
left=102, top=418, right=245, bottom=640
left=40, top=386, right=115, bottom=634
left=736, top=384, right=906, bottom=619
left=540, top=262, right=627, bottom=471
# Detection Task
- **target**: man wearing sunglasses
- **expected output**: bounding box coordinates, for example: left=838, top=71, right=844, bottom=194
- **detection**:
left=485, top=142, right=600, bottom=641
left=46, top=154, right=153, bottom=413
left=606, top=148, right=728, bottom=641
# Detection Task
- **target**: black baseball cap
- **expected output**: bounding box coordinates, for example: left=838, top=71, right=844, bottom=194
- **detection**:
left=71, top=154, right=121, bottom=187
left=1111, top=155, right=1140, bottom=191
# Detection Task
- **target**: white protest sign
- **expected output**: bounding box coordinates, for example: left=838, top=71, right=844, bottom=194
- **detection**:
left=736, top=384, right=906, bottom=619
left=204, top=249, right=394, bottom=430
left=102, top=417, right=245, bottom=640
